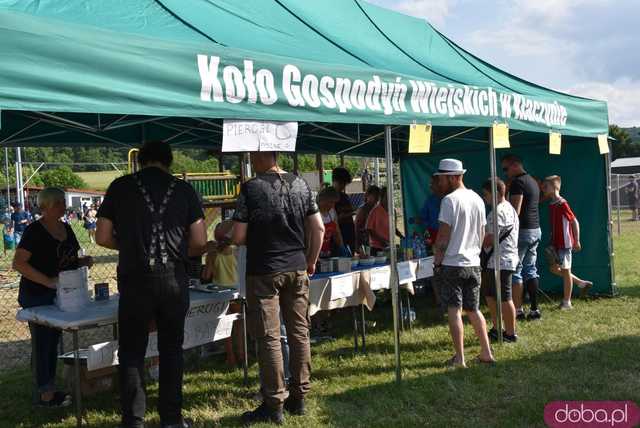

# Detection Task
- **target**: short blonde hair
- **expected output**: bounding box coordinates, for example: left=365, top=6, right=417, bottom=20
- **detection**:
left=37, top=187, right=65, bottom=209
left=544, top=175, right=562, bottom=190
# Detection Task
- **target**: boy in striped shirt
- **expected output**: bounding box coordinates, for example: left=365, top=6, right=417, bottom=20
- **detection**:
left=542, top=176, right=592, bottom=310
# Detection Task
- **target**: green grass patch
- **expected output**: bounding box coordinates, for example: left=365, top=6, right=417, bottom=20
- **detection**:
left=76, top=171, right=123, bottom=191
left=1, top=213, right=638, bottom=427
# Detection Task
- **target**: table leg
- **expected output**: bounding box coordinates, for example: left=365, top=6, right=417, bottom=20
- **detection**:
left=352, top=306, right=359, bottom=353
left=72, top=330, right=83, bottom=428
left=241, top=300, right=249, bottom=386
left=406, top=293, right=413, bottom=331
left=360, top=305, right=366, bottom=354
left=398, top=291, right=405, bottom=332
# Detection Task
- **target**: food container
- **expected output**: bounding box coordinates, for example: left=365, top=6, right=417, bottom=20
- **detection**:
left=319, top=259, right=332, bottom=273
left=375, top=256, right=388, bottom=264
left=359, top=257, right=375, bottom=267
left=337, top=258, right=352, bottom=273
left=330, top=257, right=340, bottom=272
left=351, top=258, right=360, bottom=269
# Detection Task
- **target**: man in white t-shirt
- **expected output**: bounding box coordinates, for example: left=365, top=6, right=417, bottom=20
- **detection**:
left=480, top=178, right=519, bottom=343
left=433, top=159, right=495, bottom=368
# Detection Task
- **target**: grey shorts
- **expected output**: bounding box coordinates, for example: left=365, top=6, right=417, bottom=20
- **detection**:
left=434, top=266, right=481, bottom=311
left=481, top=269, right=514, bottom=301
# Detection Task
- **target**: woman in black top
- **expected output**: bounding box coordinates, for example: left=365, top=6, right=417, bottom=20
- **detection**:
left=13, top=187, right=93, bottom=407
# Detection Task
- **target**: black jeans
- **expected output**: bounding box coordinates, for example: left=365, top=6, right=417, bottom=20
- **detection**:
left=118, top=265, right=190, bottom=428
left=29, top=322, right=61, bottom=396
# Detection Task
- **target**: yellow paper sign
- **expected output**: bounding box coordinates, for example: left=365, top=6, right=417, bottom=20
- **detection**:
left=491, top=123, right=510, bottom=148
left=408, top=123, right=431, bottom=153
left=598, top=134, right=609, bottom=154
left=549, top=132, right=562, bottom=155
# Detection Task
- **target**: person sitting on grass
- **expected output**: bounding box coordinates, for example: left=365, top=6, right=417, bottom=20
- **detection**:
left=541, top=176, right=593, bottom=310
left=480, top=178, right=519, bottom=343
left=13, top=187, right=94, bottom=407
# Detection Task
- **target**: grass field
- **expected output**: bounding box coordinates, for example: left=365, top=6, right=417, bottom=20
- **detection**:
left=76, top=171, right=122, bottom=191
left=0, top=213, right=638, bottom=427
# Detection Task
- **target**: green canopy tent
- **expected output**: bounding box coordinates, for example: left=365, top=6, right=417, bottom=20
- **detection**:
left=0, top=0, right=613, bottom=409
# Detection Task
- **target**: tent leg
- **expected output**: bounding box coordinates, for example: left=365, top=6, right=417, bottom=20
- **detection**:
left=605, top=151, right=617, bottom=294
left=384, top=125, right=401, bottom=383
left=488, top=130, right=503, bottom=344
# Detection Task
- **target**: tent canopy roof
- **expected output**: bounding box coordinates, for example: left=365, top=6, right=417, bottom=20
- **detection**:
left=0, top=0, right=609, bottom=154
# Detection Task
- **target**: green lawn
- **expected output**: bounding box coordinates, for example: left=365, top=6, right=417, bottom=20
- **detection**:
left=1, top=214, right=638, bottom=427
left=76, top=171, right=122, bottom=191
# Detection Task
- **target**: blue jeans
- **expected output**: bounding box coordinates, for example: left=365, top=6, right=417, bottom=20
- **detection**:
left=14, top=231, right=23, bottom=246
left=512, top=228, right=541, bottom=284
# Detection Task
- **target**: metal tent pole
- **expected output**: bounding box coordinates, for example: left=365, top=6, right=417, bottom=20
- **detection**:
left=616, top=174, right=621, bottom=236
left=4, top=148, right=10, bottom=207
left=488, top=130, right=503, bottom=344
left=384, top=125, right=401, bottom=383
left=15, top=147, right=24, bottom=208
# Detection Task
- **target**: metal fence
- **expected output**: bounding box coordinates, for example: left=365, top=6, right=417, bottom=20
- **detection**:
left=0, top=217, right=221, bottom=371
left=611, top=173, right=639, bottom=236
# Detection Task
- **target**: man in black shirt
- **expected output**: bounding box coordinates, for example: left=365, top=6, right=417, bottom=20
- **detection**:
left=232, top=151, right=324, bottom=425
left=96, top=141, right=207, bottom=428
left=502, top=154, right=542, bottom=320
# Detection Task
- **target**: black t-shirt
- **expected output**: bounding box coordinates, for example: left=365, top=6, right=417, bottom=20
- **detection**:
left=98, top=167, right=204, bottom=276
left=17, top=221, right=80, bottom=308
left=509, top=173, right=540, bottom=229
left=233, top=172, right=318, bottom=275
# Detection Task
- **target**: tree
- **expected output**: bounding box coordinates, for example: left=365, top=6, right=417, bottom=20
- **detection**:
left=38, top=167, right=87, bottom=189
left=610, top=125, right=640, bottom=160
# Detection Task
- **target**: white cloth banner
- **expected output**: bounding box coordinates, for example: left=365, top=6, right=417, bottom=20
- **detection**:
left=87, top=309, right=236, bottom=371
left=222, top=120, right=298, bottom=152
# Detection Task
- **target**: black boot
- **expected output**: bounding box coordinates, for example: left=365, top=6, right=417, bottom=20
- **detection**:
left=241, top=402, right=284, bottom=426
left=284, top=396, right=306, bottom=416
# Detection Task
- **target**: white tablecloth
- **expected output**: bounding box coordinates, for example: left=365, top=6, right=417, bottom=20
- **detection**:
left=16, top=288, right=239, bottom=331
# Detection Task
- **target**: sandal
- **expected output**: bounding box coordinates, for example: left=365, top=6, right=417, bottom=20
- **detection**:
left=445, top=355, right=467, bottom=369
left=474, top=356, right=496, bottom=366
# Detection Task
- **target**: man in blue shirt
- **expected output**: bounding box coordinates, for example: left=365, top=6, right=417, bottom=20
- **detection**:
left=414, top=174, right=443, bottom=245
left=11, top=204, right=30, bottom=245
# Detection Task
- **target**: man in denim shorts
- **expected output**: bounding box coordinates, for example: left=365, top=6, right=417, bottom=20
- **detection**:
left=501, top=155, right=542, bottom=320
left=432, top=159, right=495, bottom=368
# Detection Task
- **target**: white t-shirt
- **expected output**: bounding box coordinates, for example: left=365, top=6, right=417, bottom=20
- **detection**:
left=438, top=188, right=486, bottom=267
left=485, top=201, right=520, bottom=271
left=321, top=208, right=337, bottom=225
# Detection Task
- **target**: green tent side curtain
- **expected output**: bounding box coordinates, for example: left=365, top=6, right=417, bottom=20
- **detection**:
left=0, top=0, right=608, bottom=152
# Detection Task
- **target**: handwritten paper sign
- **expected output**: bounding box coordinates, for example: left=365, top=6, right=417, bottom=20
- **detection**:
left=598, top=134, right=609, bottom=154
left=222, top=120, right=298, bottom=152
left=408, top=123, right=432, bottom=153
left=330, top=273, right=353, bottom=300
left=492, top=123, right=510, bottom=148
left=549, top=131, right=562, bottom=155
left=397, top=261, right=417, bottom=284
left=369, top=266, right=391, bottom=291
left=86, top=300, right=233, bottom=371
left=417, top=257, right=434, bottom=279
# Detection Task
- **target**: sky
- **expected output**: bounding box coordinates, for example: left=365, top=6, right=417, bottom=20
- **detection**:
left=369, top=0, right=639, bottom=127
